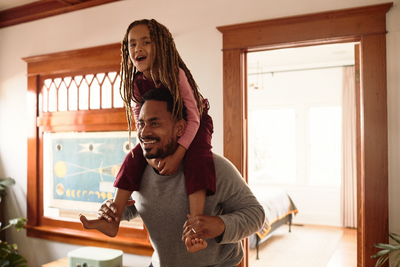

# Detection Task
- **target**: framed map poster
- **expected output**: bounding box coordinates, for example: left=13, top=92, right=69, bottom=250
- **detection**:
left=43, top=131, right=136, bottom=219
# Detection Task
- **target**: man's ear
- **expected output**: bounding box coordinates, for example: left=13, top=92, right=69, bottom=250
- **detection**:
left=175, top=119, right=187, bottom=137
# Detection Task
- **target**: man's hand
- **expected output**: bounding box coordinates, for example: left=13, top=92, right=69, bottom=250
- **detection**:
left=97, top=198, right=135, bottom=222
left=182, top=214, right=226, bottom=241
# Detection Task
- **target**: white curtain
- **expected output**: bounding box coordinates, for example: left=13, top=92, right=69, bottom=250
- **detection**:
left=341, top=66, right=357, bottom=228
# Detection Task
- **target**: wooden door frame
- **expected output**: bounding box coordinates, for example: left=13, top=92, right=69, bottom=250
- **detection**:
left=217, top=3, right=392, bottom=267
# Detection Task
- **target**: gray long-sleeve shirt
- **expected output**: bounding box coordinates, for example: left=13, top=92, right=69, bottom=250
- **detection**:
left=122, top=153, right=265, bottom=267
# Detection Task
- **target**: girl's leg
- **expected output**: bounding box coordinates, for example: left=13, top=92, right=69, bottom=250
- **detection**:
left=80, top=188, right=133, bottom=237
left=113, top=143, right=148, bottom=191
left=183, top=107, right=215, bottom=253
left=184, top=110, right=216, bottom=198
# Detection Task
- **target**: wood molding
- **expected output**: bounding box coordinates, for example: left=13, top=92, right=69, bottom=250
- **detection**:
left=0, top=0, right=122, bottom=29
left=23, top=43, right=121, bottom=76
left=217, top=3, right=391, bottom=51
left=218, top=2, right=392, bottom=267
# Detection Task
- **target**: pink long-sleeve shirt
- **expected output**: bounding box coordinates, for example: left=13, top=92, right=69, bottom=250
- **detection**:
left=133, top=68, right=201, bottom=150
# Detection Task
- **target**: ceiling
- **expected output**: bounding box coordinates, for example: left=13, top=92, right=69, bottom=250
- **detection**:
left=247, top=42, right=357, bottom=75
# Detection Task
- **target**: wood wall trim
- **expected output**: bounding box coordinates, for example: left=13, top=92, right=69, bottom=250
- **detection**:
left=360, top=33, right=388, bottom=266
left=217, top=3, right=392, bottom=51
left=217, top=2, right=392, bottom=267
left=23, top=43, right=121, bottom=76
left=0, top=0, right=122, bottom=29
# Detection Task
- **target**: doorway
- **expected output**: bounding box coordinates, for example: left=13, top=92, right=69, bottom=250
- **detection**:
left=218, top=3, right=391, bottom=267
left=246, top=43, right=357, bottom=266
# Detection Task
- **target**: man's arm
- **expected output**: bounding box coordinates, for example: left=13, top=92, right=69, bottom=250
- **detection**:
left=182, top=154, right=265, bottom=243
left=213, top=154, right=265, bottom=243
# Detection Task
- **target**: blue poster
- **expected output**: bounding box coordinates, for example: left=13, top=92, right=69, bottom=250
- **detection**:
left=44, top=131, right=136, bottom=212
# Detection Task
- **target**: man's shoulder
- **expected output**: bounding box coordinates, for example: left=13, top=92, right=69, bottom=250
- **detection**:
left=212, top=153, right=239, bottom=173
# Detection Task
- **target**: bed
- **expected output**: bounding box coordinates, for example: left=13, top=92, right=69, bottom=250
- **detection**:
left=249, top=187, right=298, bottom=260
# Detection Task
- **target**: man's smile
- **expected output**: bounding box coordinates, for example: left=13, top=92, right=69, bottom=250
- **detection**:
left=140, top=137, right=158, bottom=149
left=142, top=139, right=156, bottom=144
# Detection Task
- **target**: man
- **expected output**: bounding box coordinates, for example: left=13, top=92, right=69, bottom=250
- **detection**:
left=89, top=88, right=265, bottom=266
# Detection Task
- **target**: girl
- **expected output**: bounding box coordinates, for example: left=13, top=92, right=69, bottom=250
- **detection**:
left=80, top=19, right=215, bottom=253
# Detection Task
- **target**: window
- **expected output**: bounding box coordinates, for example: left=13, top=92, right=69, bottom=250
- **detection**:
left=24, top=43, right=152, bottom=255
left=41, top=73, right=123, bottom=112
left=248, top=105, right=342, bottom=187
left=308, top=106, right=342, bottom=186
left=248, top=108, right=296, bottom=184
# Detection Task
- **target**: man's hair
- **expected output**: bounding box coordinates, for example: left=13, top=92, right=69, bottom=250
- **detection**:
left=119, top=19, right=200, bottom=132
left=142, top=88, right=187, bottom=120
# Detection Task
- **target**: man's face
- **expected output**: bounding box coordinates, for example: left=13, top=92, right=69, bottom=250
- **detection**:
left=137, top=100, right=183, bottom=159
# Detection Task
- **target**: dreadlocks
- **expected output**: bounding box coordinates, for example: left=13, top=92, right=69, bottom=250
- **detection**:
left=120, top=19, right=203, bottom=138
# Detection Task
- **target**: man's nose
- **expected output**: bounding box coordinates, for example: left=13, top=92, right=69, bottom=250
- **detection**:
left=140, top=124, right=151, bottom=136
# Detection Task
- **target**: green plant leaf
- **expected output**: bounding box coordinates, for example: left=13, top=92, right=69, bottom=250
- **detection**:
left=391, top=233, right=400, bottom=244
left=0, top=177, right=15, bottom=189
left=0, top=177, right=15, bottom=204
left=393, top=252, right=400, bottom=267
left=1, top=218, right=27, bottom=232
left=372, top=249, right=390, bottom=258
left=8, top=218, right=27, bottom=232
left=375, top=253, right=389, bottom=267
left=0, top=259, right=11, bottom=267
left=0, top=241, right=27, bottom=266
left=374, top=243, right=400, bottom=251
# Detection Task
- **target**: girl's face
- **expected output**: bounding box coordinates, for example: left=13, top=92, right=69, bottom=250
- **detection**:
left=128, top=24, right=156, bottom=78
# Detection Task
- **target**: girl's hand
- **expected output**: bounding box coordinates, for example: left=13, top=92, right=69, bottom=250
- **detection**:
left=157, top=154, right=181, bottom=176
left=157, top=145, right=186, bottom=176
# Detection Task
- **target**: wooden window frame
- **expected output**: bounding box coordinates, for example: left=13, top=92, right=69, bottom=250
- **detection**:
left=217, top=3, right=392, bottom=267
left=24, top=43, right=153, bottom=256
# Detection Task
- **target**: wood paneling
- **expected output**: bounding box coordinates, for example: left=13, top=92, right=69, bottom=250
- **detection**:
left=218, top=3, right=392, bottom=267
left=0, top=0, right=122, bottom=28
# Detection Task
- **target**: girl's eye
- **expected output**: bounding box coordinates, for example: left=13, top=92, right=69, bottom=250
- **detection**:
left=130, top=43, right=136, bottom=47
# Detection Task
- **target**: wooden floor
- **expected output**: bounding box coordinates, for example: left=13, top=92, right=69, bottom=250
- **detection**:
left=249, top=225, right=357, bottom=267
left=326, top=227, right=357, bottom=266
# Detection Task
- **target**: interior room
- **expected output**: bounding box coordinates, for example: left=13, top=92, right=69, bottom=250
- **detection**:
left=246, top=43, right=357, bottom=266
left=0, top=0, right=399, bottom=266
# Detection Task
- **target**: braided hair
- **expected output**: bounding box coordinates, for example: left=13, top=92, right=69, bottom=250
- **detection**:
left=120, top=19, right=203, bottom=137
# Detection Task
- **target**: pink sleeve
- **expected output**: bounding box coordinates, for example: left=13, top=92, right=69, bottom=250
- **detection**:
left=177, top=68, right=200, bottom=150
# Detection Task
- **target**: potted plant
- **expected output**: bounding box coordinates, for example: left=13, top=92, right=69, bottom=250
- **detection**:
left=371, top=232, right=400, bottom=267
left=0, top=177, right=28, bottom=267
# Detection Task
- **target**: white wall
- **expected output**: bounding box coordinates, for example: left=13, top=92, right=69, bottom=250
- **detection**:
left=0, top=0, right=399, bottom=266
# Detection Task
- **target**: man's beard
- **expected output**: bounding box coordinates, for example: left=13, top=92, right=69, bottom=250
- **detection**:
left=143, top=138, right=175, bottom=159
